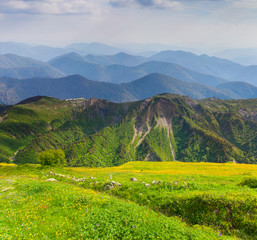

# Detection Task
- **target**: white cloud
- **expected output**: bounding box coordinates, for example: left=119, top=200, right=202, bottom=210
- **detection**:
left=0, top=0, right=108, bottom=15
left=109, top=0, right=182, bottom=9
left=232, top=0, right=257, bottom=9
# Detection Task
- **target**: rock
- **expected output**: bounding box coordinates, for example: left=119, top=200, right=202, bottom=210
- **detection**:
left=46, top=178, right=58, bottom=182
left=130, top=177, right=137, bottom=182
left=145, top=183, right=150, bottom=187
left=142, top=182, right=145, bottom=184
left=152, top=180, right=162, bottom=185
left=151, top=180, right=157, bottom=184
left=90, top=177, right=96, bottom=179
left=1, top=187, right=14, bottom=192
left=109, top=181, right=116, bottom=186
left=116, top=182, right=122, bottom=187
left=56, top=173, right=66, bottom=178
left=104, top=185, right=113, bottom=191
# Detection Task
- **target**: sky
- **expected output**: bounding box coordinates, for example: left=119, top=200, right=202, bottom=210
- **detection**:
left=0, top=0, right=257, bottom=52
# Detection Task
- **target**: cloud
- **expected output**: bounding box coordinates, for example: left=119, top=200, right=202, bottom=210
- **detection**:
left=109, top=0, right=182, bottom=9
left=0, top=0, right=107, bottom=15
left=109, top=0, right=257, bottom=11
left=232, top=0, right=257, bottom=9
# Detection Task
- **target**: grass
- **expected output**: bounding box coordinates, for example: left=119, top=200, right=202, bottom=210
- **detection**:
left=1, top=161, right=257, bottom=239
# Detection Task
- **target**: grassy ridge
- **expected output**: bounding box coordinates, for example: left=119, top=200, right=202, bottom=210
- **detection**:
left=0, top=94, right=257, bottom=166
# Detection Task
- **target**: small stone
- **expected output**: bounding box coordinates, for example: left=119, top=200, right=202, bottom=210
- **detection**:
left=90, top=177, right=96, bottom=179
left=130, top=177, right=137, bottom=182
left=151, top=180, right=157, bottom=184
left=116, top=182, right=122, bottom=187
left=46, top=178, right=58, bottom=182
left=104, top=185, right=113, bottom=191
left=109, top=181, right=116, bottom=186
left=145, top=183, right=150, bottom=187
left=1, top=187, right=14, bottom=192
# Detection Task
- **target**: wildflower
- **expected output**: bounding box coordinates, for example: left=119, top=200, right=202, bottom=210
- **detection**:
left=132, top=226, right=136, bottom=229
left=217, top=231, right=222, bottom=236
left=93, top=228, right=95, bottom=232
left=96, top=224, right=99, bottom=226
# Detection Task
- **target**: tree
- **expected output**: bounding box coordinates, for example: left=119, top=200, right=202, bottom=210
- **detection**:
left=38, top=149, right=66, bottom=166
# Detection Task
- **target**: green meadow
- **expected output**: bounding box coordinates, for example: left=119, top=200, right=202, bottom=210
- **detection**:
left=1, top=162, right=257, bottom=239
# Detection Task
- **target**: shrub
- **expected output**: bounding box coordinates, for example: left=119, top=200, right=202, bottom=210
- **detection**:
left=0, top=154, right=10, bottom=163
left=239, top=178, right=257, bottom=188
left=38, top=149, right=66, bottom=166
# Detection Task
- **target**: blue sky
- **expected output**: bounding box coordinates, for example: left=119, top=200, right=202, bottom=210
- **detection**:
left=0, top=0, right=257, bottom=52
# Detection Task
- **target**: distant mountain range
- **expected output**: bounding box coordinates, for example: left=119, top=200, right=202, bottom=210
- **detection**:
left=149, top=50, right=244, bottom=79
left=83, top=52, right=147, bottom=67
left=1, top=42, right=257, bottom=99
left=217, top=81, right=257, bottom=99
left=230, top=65, right=257, bottom=86
left=48, top=51, right=257, bottom=86
left=215, top=48, right=257, bottom=65
left=0, top=54, right=65, bottom=79
left=0, top=73, right=257, bottom=105
left=0, top=42, right=124, bottom=61
left=66, top=42, right=123, bottom=55
left=49, top=52, right=228, bottom=87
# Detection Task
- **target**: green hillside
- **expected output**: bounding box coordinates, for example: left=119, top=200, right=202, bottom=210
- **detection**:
left=0, top=94, right=257, bottom=166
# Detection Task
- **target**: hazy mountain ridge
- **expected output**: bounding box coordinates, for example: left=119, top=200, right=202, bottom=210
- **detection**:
left=66, top=42, right=124, bottom=55
left=217, top=81, right=257, bottom=99
left=0, top=54, right=65, bottom=79
left=230, top=65, right=257, bottom=86
left=150, top=50, right=244, bottom=79
left=0, top=73, right=251, bottom=105
left=49, top=53, right=228, bottom=87
left=0, top=42, right=124, bottom=61
left=84, top=52, right=147, bottom=67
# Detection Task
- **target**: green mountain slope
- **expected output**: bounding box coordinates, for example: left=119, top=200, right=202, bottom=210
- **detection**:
left=0, top=94, right=256, bottom=166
